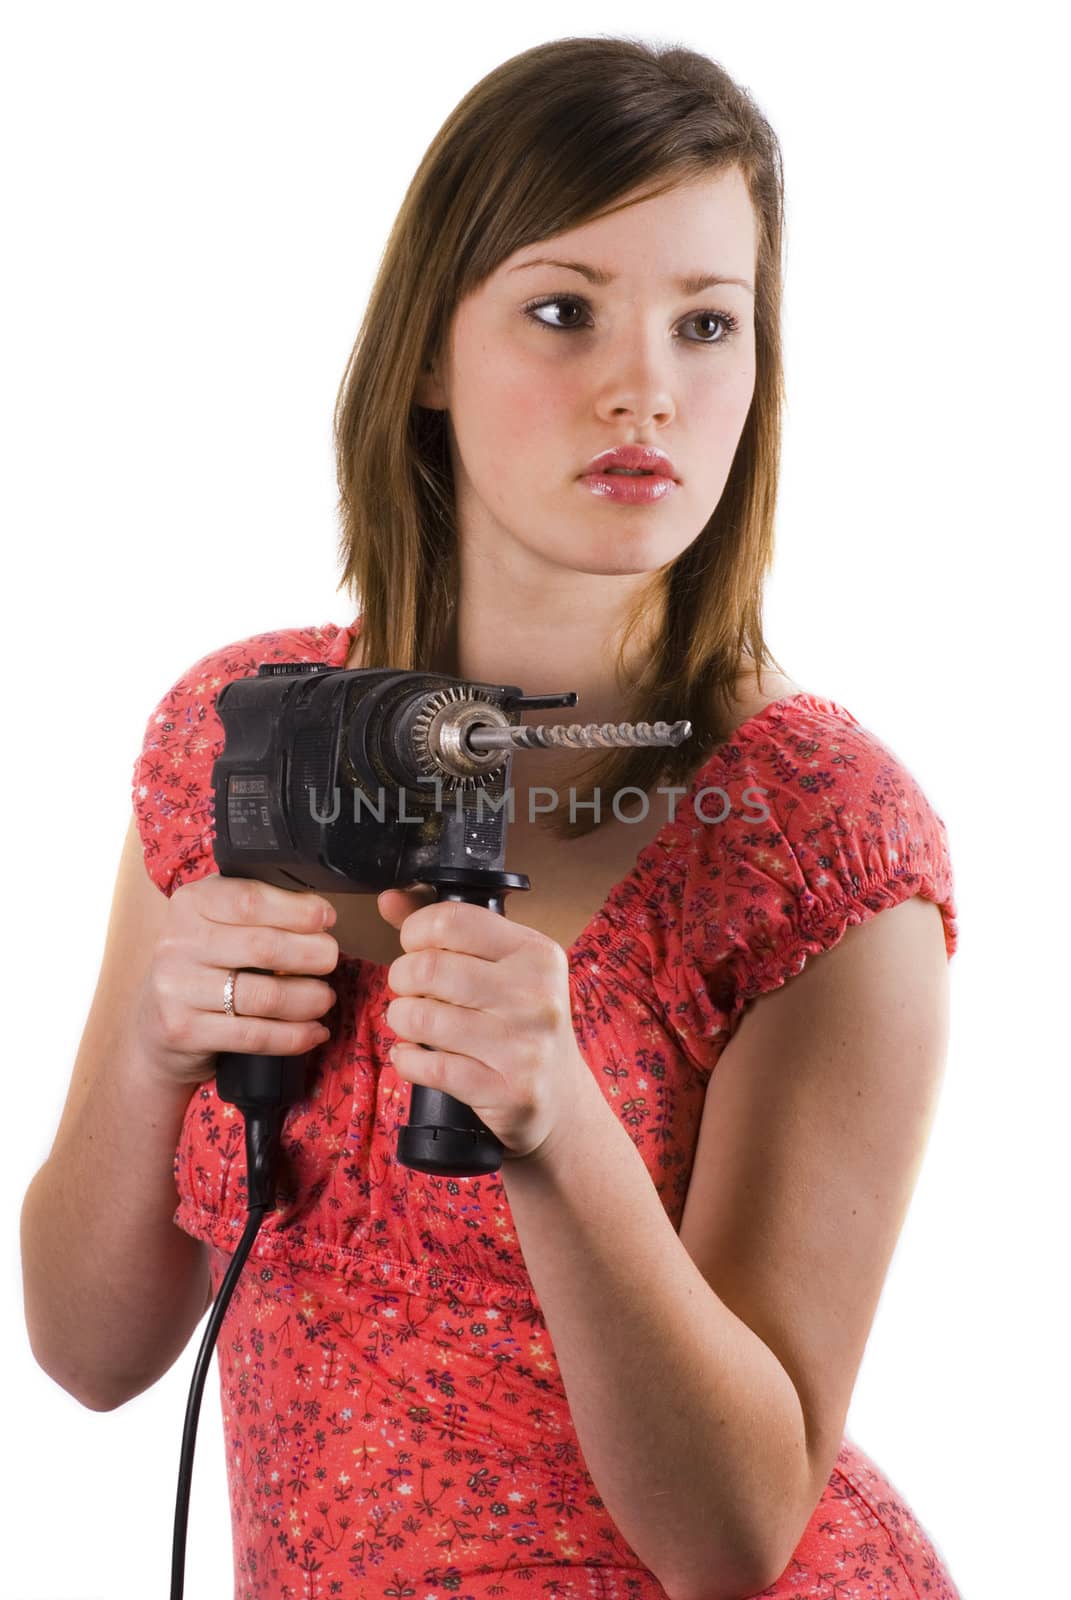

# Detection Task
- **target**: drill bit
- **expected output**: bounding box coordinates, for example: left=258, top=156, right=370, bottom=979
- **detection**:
left=466, top=718, right=692, bottom=753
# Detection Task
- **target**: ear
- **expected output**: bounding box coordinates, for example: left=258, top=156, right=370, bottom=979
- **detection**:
left=413, top=357, right=447, bottom=412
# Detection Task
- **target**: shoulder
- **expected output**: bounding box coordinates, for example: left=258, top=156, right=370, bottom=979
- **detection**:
left=144, top=620, right=347, bottom=705
left=130, top=621, right=345, bottom=896
left=677, top=691, right=959, bottom=1038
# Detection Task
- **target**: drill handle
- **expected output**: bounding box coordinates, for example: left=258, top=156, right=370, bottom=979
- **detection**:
left=395, top=868, right=530, bottom=1177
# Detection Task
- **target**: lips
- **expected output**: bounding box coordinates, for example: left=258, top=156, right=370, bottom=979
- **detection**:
left=583, top=445, right=677, bottom=479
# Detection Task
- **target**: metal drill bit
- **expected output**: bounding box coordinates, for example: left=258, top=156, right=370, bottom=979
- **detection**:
left=466, top=718, right=692, bottom=753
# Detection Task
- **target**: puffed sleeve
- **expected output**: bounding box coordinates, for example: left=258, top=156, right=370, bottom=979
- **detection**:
left=129, top=621, right=345, bottom=897
left=675, top=693, right=959, bottom=1060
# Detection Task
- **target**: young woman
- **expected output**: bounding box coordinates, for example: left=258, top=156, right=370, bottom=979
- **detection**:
left=21, top=35, right=961, bottom=1600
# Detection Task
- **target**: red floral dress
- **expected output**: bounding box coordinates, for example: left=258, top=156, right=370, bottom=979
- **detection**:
left=131, top=617, right=962, bottom=1600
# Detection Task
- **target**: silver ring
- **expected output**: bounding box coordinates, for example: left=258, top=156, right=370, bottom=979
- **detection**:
left=223, top=969, right=239, bottom=1016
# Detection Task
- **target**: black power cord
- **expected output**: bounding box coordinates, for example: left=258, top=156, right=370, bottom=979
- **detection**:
left=169, top=1089, right=293, bottom=1599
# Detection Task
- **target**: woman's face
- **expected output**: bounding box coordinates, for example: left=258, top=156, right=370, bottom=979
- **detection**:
left=417, top=167, right=759, bottom=582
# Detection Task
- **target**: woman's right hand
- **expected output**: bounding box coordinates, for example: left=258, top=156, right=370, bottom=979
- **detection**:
left=132, top=873, right=341, bottom=1089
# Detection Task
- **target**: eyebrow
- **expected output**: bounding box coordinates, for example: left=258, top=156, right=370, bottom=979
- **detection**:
left=509, top=257, right=754, bottom=296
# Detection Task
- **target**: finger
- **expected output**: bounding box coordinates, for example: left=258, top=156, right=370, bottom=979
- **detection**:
left=200, top=876, right=334, bottom=933
left=396, top=897, right=530, bottom=961
left=204, top=922, right=340, bottom=977
left=194, top=968, right=337, bottom=1023
left=386, top=991, right=503, bottom=1068
left=391, top=1040, right=491, bottom=1102
left=152, top=979, right=333, bottom=1060
left=386, top=945, right=491, bottom=1008
left=377, top=884, right=437, bottom=928
left=204, top=1010, right=333, bottom=1058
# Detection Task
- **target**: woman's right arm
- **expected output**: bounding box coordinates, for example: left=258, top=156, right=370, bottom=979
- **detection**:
left=19, top=815, right=338, bottom=1412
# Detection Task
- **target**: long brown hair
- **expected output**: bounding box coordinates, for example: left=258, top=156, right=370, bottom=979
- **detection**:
left=333, top=34, right=788, bottom=839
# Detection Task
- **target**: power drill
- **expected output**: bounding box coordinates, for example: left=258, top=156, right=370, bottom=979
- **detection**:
left=209, top=661, right=690, bottom=1181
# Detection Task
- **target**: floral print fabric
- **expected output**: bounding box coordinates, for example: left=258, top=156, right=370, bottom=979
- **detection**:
left=131, top=618, right=962, bottom=1600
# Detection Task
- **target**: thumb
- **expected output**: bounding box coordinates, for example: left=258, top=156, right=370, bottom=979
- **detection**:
left=377, top=883, right=437, bottom=929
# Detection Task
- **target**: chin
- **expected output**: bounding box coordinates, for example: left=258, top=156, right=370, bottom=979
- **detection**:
left=568, top=554, right=667, bottom=577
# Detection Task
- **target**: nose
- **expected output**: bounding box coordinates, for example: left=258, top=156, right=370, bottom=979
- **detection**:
left=592, top=328, right=677, bottom=428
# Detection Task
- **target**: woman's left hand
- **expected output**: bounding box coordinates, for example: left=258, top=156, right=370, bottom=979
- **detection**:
left=379, top=887, right=589, bottom=1164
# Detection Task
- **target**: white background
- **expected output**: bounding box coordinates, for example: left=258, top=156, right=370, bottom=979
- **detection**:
left=3, top=3, right=1066, bottom=1597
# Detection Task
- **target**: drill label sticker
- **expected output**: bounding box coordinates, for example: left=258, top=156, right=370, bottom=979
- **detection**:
left=227, top=773, right=280, bottom=849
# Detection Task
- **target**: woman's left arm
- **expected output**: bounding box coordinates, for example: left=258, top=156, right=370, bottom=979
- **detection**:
left=501, top=1062, right=811, bottom=1600
left=383, top=889, right=950, bottom=1600
left=503, top=893, right=950, bottom=1600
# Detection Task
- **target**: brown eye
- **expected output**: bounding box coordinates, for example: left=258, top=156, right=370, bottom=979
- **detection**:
left=688, top=311, right=739, bottom=343
left=524, top=296, right=588, bottom=331
left=523, top=295, right=739, bottom=345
